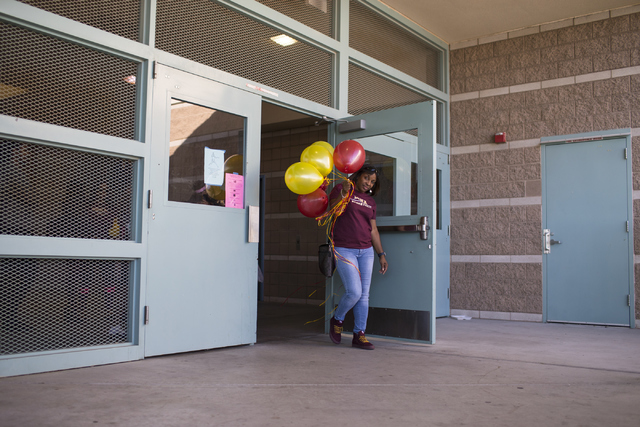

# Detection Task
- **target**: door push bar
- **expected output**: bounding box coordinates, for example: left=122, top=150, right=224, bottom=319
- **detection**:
left=377, top=216, right=430, bottom=240
left=543, top=229, right=562, bottom=254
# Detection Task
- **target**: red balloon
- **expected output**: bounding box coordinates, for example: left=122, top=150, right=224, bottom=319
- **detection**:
left=319, top=179, right=328, bottom=191
left=297, top=188, right=328, bottom=218
left=333, top=139, right=365, bottom=174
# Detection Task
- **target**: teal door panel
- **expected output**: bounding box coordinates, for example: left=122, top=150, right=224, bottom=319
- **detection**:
left=364, top=232, right=431, bottom=310
left=543, top=137, right=632, bottom=326
left=329, top=102, right=438, bottom=343
left=436, top=152, right=450, bottom=317
left=145, top=65, right=261, bottom=357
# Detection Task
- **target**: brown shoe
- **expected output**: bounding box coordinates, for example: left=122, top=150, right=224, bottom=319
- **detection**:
left=330, top=317, right=343, bottom=344
left=352, top=331, right=375, bottom=350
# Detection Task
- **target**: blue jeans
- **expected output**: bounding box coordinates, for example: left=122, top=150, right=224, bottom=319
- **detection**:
left=333, top=246, right=374, bottom=333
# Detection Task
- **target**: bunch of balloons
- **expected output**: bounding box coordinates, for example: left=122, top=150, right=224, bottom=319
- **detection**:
left=285, top=139, right=365, bottom=218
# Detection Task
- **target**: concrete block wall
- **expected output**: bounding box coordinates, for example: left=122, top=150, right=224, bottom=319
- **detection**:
left=449, top=6, right=640, bottom=320
left=261, top=124, right=329, bottom=304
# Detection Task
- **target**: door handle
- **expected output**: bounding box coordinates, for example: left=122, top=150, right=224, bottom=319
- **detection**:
left=543, top=229, right=551, bottom=253
left=543, top=229, right=561, bottom=253
left=377, top=216, right=430, bottom=240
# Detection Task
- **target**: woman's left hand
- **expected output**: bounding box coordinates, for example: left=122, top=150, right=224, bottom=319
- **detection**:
left=379, top=255, right=388, bottom=274
left=370, top=219, right=387, bottom=275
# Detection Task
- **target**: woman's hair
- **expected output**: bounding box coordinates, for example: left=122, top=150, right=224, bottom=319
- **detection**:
left=348, top=164, right=380, bottom=196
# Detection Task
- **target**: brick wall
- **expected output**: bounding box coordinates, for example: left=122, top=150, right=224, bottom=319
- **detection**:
left=449, top=9, right=640, bottom=320
left=261, top=124, right=329, bottom=304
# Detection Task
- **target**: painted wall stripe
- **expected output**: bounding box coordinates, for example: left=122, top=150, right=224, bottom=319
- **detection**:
left=451, top=65, right=640, bottom=103
left=452, top=255, right=543, bottom=263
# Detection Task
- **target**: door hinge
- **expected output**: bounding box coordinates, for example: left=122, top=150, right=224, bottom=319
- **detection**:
left=626, top=221, right=629, bottom=233
left=152, top=60, right=158, bottom=79
left=148, top=189, right=153, bottom=209
left=144, top=306, right=150, bottom=324
left=447, top=288, right=450, bottom=299
left=447, top=225, right=450, bottom=236
left=627, top=295, right=631, bottom=307
left=624, top=148, right=628, bottom=159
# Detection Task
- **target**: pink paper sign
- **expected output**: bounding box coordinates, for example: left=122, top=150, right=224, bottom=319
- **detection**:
left=225, top=173, right=244, bottom=209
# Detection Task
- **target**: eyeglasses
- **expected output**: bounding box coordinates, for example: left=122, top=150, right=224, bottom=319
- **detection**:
left=362, top=166, right=377, bottom=174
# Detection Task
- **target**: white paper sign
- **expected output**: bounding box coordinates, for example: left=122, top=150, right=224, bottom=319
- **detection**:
left=204, top=147, right=225, bottom=186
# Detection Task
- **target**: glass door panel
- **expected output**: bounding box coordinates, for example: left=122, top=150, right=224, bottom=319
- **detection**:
left=358, top=131, right=418, bottom=217
left=168, top=100, right=245, bottom=207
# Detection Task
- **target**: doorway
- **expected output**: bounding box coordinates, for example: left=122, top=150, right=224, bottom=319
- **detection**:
left=542, top=131, right=634, bottom=327
left=328, top=102, right=439, bottom=343
left=145, top=71, right=446, bottom=353
left=258, top=101, right=449, bottom=343
left=257, top=103, right=332, bottom=339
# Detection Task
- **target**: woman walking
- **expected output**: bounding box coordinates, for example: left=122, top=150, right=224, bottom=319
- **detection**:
left=328, top=165, right=388, bottom=350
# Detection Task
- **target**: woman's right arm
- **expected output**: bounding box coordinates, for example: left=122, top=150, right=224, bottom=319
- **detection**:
left=329, top=180, right=352, bottom=209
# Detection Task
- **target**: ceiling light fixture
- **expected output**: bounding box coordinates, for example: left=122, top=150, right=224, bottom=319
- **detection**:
left=270, top=34, right=297, bottom=47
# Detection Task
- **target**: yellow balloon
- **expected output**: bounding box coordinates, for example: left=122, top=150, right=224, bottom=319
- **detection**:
left=285, top=162, right=324, bottom=195
left=311, top=141, right=334, bottom=156
left=224, top=154, right=243, bottom=175
left=301, top=145, right=333, bottom=177
left=205, top=184, right=224, bottom=200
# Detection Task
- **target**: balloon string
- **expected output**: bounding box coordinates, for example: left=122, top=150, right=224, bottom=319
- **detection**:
left=279, top=278, right=328, bottom=306
left=304, top=296, right=339, bottom=325
left=314, top=173, right=348, bottom=226
left=318, top=292, right=337, bottom=307
left=289, top=175, right=361, bottom=327
left=314, top=179, right=359, bottom=276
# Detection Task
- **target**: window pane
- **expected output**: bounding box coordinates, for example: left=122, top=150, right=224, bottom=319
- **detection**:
left=168, top=99, right=245, bottom=207
left=355, top=130, right=418, bottom=217
left=365, top=151, right=393, bottom=216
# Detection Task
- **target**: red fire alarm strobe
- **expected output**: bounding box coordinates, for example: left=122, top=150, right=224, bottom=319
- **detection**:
left=494, top=132, right=506, bottom=143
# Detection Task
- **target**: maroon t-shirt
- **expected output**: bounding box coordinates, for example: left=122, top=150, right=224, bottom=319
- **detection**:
left=330, top=183, right=376, bottom=249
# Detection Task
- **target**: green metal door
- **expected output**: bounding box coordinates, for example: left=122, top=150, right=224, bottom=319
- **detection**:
left=542, top=132, right=634, bottom=326
left=328, top=101, right=438, bottom=343
left=145, top=65, right=262, bottom=356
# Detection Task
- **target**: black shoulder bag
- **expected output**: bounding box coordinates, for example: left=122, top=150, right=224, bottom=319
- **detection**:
left=318, top=243, right=335, bottom=277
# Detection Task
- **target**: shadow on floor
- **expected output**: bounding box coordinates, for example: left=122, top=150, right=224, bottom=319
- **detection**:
left=256, top=301, right=325, bottom=343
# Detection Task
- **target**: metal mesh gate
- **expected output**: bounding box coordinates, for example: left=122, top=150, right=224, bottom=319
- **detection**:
left=0, top=138, right=136, bottom=356
left=255, top=0, right=334, bottom=37
left=17, top=0, right=142, bottom=41
left=0, top=258, right=132, bottom=355
left=348, top=63, right=430, bottom=115
left=0, top=22, right=139, bottom=139
left=0, top=138, right=135, bottom=240
left=348, top=63, right=443, bottom=145
left=349, top=0, right=441, bottom=91
left=155, top=0, right=333, bottom=107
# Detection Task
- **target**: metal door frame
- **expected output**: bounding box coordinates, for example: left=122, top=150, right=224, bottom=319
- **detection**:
left=541, top=129, right=635, bottom=327
left=436, top=152, right=451, bottom=317
left=0, top=116, right=147, bottom=378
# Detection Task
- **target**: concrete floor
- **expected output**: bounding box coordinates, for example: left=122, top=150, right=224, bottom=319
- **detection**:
left=1, top=302, right=640, bottom=426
